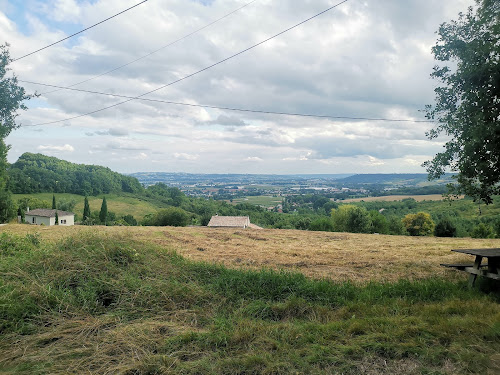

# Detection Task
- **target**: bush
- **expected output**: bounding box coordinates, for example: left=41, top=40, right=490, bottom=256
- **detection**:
left=369, top=210, right=389, bottom=234
left=402, top=212, right=435, bottom=236
left=434, top=218, right=457, bottom=237
left=144, top=207, right=191, bottom=227
left=471, top=223, right=495, bottom=239
left=309, top=217, right=334, bottom=232
left=387, top=216, right=407, bottom=235
left=331, top=205, right=372, bottom=233
left=122, top=214, right=138, bottom=226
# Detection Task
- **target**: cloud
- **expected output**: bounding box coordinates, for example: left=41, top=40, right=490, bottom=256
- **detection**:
left=86, top=128, right=130, bottom=137
left=245, top=156, right=263, bottom=162
left=37, top=144, right=74, bottom=152
left=173, top=153, right=199, bottom=161
left=206, top=115, right=247, bottom=127
left=4, top=0, right=475, bottom=173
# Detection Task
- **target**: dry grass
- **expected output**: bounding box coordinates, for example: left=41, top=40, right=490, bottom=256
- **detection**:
left=342, top=194, right=465, bottom=203
left=1, top=314, right=203, bottom=374
left=3, top=224, right=499, bottom=283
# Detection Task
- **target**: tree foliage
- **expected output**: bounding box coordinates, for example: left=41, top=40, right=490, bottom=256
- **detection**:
left=424, top=0, right=500, bottom=203
left=331, top=205, right=372, bottom=233
left=402, top=212, right=435, bottom=236
left=434, top=218, right=457, bottom=237
left=143, top=207, right=191, bottom=227
left=8, top=153, right=144, bottom=196
left=83, top=196, right=91, bottom=223
left=99, top=197, right=108, bottom=224
left=0, top=44, right=33, bottom=223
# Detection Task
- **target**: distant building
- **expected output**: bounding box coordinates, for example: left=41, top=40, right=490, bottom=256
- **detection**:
left=25, top=209, right=75, bottom=226
left=207, top=215, right=251, bottom=229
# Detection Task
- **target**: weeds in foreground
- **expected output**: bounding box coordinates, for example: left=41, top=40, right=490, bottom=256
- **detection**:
left=0, top=232, right=499, bottom=374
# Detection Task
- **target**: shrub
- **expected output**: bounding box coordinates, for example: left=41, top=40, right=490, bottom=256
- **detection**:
left=471, top=223, right=495, bottom=239
left=144, top=207, right=190, bottom=227
left=122, top=214, right=138, bottom=226
left=331, top=205, right=372, bottom=233
left=369, top=210, right=389, bottom=234
left=402, top=212, right=435, bottom=236
left=434, top=218, right=457, bottom=237
left=309, top=217, right=334, bottom=232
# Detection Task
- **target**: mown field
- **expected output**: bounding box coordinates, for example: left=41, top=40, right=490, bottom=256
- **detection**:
left=1, top=225, right=499, bottom=374
left=231, top=195, right=283, bottom=207
left=342, top=194, right=460, bottom=203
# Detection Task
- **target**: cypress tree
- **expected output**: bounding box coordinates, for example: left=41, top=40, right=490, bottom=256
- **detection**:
left=99, top=197, right=108, bottom=225
left=52, top=194, right=56, bottom=209
left=83, top=196, right=91, bottom=223
left=55, top=211, right=59, bottom=225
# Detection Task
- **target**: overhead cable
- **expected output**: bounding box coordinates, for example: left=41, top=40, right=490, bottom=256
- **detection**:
left=12, top=0, right=150, bottom=62
left=25, top=0, right=351, bottom=127
left=40, top=0, right=259, bottom=95
left=20, top=80, right=434, bottom=124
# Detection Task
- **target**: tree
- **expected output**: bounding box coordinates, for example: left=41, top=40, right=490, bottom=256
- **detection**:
left=99, top=197, right=108, bottom=224
left=471, top=223, right=495, bottom=238
left=52, top=194, right=56, bottom=209
left=55, top=211, right=59, bottom=225
left=143, top=207, right=190, bottom=227
left=331, top=205, right=372, bottom=233
left=83, top=196, right=91, bottom=223
left=424, top=1, right=500, bottom=204
left=0, top=44, right=33, bottom=223
left=402, top=212, right=435, bottom=236
left=434, top=218, right=457, bottom=237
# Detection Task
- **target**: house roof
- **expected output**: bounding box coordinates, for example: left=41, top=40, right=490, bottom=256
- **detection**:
left=25, top=209, right=74, bottom=218
left=207, top=216, right=250, bottom=227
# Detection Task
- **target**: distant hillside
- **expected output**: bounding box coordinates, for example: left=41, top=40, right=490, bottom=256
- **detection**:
left=8, top=153, right=144, bottom=196
left=338, top=173, right=454, bottom=186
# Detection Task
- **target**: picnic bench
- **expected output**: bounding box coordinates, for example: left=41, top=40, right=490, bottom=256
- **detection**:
left=441, top=248, right=500, bottom=287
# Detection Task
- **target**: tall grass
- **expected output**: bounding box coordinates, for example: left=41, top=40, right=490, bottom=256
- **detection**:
left=0, top=232, right=499, bottom=374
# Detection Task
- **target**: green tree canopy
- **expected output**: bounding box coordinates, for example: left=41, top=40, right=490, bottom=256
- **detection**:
left=83, top=196, right=91, bottom=223
left=0, top=44, right=33, bottom=223
left=99, top=197, right=108, bottom=224
left=424, top=0, right=500, bottom=203
left=402, top=212, right=435, bottom=236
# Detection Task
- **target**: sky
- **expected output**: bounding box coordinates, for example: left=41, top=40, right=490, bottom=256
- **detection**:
left=1, top=0, right=474, bottom=174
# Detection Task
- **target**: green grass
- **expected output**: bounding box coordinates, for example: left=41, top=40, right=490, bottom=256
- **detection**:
left=13, top=193, right=159, bottom=221
left=0, top=231, right=499, bottom=374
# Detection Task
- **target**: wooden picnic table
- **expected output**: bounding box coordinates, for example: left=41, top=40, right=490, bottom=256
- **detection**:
left=441, top=248, right=500, bottom=287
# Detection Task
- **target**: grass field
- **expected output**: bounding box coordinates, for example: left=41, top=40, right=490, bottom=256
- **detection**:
left=342, top=194, right=464, bottom=203
left=232, top=195, right=283, bottom=207
left=1, top=225, right=499, bottom=374
left=13, top=193, right=159, bottom=221
left=3, top=225, right=500, bottom=283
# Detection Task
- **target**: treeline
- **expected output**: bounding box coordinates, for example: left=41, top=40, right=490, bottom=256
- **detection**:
left=8, top=153, right=143, bottom=196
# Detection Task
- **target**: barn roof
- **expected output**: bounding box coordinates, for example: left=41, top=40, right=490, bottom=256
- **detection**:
left=207, top=216, right=250, bottom=228
left=25, top=209, right=74, bottom=218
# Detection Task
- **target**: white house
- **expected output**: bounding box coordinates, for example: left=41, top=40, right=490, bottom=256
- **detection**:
left=25, top=209, right=75, bottom=226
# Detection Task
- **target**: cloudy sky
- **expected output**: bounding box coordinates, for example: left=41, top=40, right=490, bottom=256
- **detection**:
left=1, top=0, right=473, bottom=174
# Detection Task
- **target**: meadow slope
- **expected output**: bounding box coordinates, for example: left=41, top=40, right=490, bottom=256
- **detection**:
left=1, top=225, right=499, bottom=374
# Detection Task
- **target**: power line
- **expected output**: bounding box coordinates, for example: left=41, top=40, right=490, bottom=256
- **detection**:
left=40, top=0, right=259, bottom=95
left=24, top=0, right=351, bottom=127
left=20, top=80, right=434, bottom=124
left=12, top=0, right=150, bottom=62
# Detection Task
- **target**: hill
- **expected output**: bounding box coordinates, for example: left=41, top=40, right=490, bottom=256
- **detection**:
left=8, top=153, right=144, bottom=196
left=1, top=225, right=499, bottom=374
left=338, top=173, right=454, bottom=186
